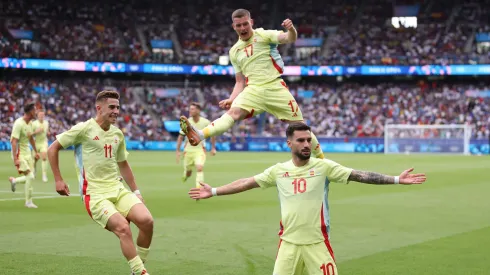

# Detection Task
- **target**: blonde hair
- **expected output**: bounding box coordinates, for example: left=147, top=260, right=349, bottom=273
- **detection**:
left=231, top=9, right=251, bottom=21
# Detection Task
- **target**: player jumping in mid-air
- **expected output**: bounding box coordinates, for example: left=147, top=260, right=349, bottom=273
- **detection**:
left=31, top=110, right=50, bottom=182
left=9, top=102, right=40, bottom=208
left=176, top=102, right=216, bottom=187
left=180, top=9, right=325, bottom=159
left=48, top=91, right=154, bottom=275
left=189, top=123, right=427, bottom=274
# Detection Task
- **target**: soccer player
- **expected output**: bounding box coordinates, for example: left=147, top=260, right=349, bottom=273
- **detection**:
left=31, top=110, right=50, bottom=182
left=47, top=91, right=154, bottom=275
left=176, top=102, right=216, bottom=186
left=188, top=123, right=427, bottom=274
left=180, top=9, right=325, bottom=159
left=8, top=102, right=40, bottom=208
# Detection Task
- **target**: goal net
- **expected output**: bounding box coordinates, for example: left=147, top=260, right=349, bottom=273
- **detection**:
left=384, top=124, right=473, bottom=155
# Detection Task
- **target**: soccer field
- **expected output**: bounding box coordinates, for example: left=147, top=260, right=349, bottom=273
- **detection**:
left=0, top=151, right=489, bottom=274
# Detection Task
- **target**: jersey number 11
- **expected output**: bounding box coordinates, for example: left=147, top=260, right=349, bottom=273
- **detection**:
left=104, top=144, right=112, bottom=158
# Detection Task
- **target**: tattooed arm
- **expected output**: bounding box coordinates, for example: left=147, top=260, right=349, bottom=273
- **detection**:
left=348, top=170, right=395, bottom=185
left=348, top=168, right=427, bottom=185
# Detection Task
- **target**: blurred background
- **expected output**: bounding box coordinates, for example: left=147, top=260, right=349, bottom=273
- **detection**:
left=0, top=0, right=489, bottom=154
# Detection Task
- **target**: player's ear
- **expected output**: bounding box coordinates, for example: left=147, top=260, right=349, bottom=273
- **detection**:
left=286, top=139, right=292, bottom=149
left=250, top=19, right=254, bottom=27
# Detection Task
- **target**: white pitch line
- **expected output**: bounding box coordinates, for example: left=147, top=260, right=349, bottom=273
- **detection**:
left=0, top=194, right=79, bottom=202
left=0, top=191, right=64, bottom=195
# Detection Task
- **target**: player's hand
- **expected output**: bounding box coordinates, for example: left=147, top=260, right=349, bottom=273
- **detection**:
left=176, top=151, right=181, bottom=163
left=34, top=153, right=40, bottom=160
left=210, top=148, right=217, bottom=156
left=55, top=180, right=70, bottom=196
left=398, top=168, right=427, bottom=184
left=13, top=159, right=20, bottom=168
left=136, top=194, right=145, bottom=204
left=188, top=182, right=213, bottom=200
left=281, top=18, right=294, bottom=30
left=219, top=98, right=233, bottom=110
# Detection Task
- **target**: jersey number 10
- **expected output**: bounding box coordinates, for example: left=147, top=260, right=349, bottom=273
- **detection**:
left=320, top=263, right=335, bottom=275
left=104, top=144, right=112, bottom=158
left=292, top=178, right=307, bottom=194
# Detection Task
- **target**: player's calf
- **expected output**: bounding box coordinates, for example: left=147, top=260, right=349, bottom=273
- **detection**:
left=183, top=170, right=192, bottom=183
left=9, top=177, right=16, bottom=192
left=195, top=165, right=204, bottom=188
left=128, top=204, right=154, bottom=246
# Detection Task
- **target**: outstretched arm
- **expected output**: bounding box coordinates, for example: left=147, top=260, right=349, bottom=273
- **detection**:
left=188, top=177, right=260, bottom=200
left=348, top=168, right=426, bottom=185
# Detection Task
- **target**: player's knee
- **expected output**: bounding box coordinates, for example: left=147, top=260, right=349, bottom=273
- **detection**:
left=196, top=165, right=203, bottom=172
left=113, top=220, right=132, bottom=238
left=226, top=108, right=242, bottom=121
left=27, top=172, right=35, bottom=180
left=139, top=213, right=154, bottom=232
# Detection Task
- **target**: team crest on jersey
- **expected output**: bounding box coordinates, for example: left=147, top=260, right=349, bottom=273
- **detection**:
left=309, top=168, right=315, bottom=177
left=114, top=137, right=119, bottom=144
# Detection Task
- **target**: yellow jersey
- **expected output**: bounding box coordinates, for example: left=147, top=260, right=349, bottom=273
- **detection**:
left=56, top=118, right=128, bottom=195
left=32, top=120, right=49, bottom=147
left=10, top=117, right=33, bottom=159
left=229, top=28, right=285, bottom=86
left=254, top=158, right=353, bottom=245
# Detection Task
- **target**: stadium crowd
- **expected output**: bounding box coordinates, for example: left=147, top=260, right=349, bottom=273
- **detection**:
left=1, top=0, right=490, bottom=65
left=0, top=78, right=171, bottom=142
left=1, top=79, right=489, bottom=142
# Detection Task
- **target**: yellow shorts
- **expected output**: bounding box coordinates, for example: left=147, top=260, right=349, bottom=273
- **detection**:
left=273, top=239, right=337, bottom=275
left=183, top=151, right=206, bottom=170
left=16, top=155, right=33, bottom=173
left=36, top=142, right=48, bottom=153
left=231, top=79, right=304, bottom=121
left=83, top=187, right=143, bottom=228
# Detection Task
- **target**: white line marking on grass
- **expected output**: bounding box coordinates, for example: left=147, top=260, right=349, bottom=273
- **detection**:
left=0, top=194, right=79, bottom=201
left=0, top=191, right=65, bottom=195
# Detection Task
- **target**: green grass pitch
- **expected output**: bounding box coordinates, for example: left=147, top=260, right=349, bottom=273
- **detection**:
left=0, top=151, right=489, bottom=274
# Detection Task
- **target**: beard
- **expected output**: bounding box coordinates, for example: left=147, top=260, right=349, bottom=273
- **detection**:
left=294, top=150, right=311, bottom=160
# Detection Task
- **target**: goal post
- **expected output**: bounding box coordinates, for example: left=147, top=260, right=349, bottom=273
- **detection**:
left=384, top=124, right=473, bottom=155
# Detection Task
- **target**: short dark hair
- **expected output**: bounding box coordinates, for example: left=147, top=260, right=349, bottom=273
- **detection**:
left=232, top=9, right=251, bottom=21
left=96, top=90, right=120, bottom=103
left=190, top=102, right=201, bottom=110
left=286, top=122, right=311, bottom=138
left=24, top=102, right=36, bottom=113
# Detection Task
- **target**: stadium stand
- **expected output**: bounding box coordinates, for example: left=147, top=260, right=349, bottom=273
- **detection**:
left=1, top=0, right=490, bottom=64
left=1, top=78, right=488, bottom=142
